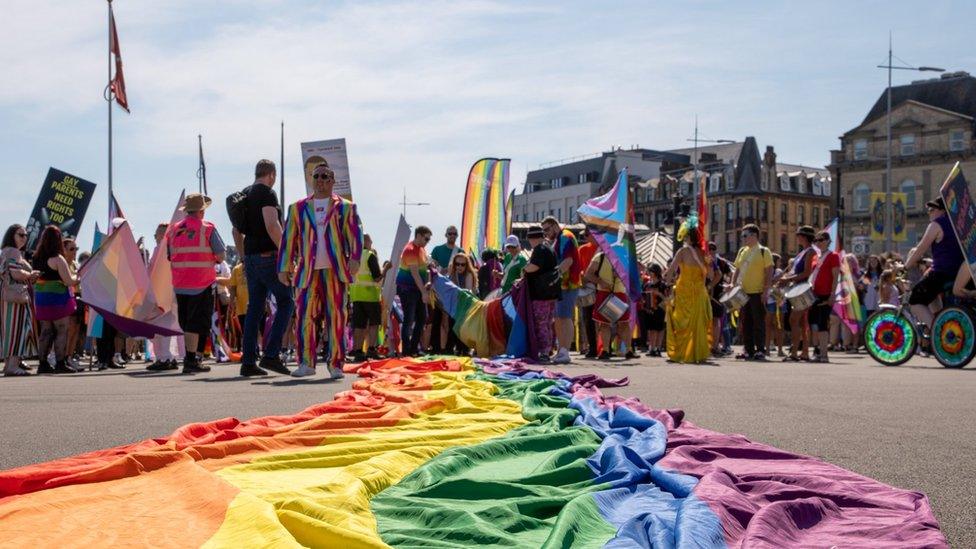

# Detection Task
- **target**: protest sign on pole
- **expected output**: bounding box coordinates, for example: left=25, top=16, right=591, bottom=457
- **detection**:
left=941, top=162, right=976, bottom=284
left=300, top=138, right=352, bottom=200
left=25, top=168, right=97, bottom=253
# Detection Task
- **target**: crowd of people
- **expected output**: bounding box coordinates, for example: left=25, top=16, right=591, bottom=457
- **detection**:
left=1, top=161, right=973, bottom=377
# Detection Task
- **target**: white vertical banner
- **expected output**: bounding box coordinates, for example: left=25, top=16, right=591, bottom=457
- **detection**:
left=300, top=138, right=352, bottom=200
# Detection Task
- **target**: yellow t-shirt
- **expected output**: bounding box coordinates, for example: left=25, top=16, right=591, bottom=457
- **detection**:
left=733, top=245, right=773, bottom=294
left=592, top=252, right=626, bottom=294
left=230, top=264, right=249, bottom=316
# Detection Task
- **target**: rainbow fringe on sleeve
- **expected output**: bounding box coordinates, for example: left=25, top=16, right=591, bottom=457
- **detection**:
left=0, top=358, right=946, bottom=547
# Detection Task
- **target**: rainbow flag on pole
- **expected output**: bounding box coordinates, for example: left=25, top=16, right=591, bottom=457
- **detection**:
left=0, top=357, right=945, bottom=546
left=824, top=217, right=863, bottom=334
left=460, top=158, right=510, bottom=255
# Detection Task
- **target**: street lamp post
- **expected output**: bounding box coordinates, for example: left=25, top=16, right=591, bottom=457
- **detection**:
left=876, top=35, right=944, bottom=250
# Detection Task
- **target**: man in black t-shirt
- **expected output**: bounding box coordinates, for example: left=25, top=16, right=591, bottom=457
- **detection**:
left=522, top=225, right=559, bottom=363
left=232, top=159, right=295, bottom=377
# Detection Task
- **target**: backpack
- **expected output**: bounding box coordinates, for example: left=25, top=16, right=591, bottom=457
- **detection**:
left=226, top=186, right=252, bottom=233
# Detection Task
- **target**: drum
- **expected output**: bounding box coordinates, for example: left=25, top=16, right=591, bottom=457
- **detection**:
left=719, top=286, right=748, bottom=311
left=785, top=282, right=816, bottom=311
left=577, top=285, right=597, bottom=307
left=596, top=293, right=628, bottom=324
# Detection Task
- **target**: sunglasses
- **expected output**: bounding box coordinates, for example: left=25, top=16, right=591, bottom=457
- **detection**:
left=446, top=232, right=457, bottom=237
left=454, top=262, right=468, bottom=267
left=66, top=247, right=78, bottom=251
left=15, top=232, right=26, bottom=237
left=312, top=173, right=334, bottom=180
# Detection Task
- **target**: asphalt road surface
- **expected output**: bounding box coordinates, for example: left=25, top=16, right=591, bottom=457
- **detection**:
left=2, top=351, right=973, bottom=546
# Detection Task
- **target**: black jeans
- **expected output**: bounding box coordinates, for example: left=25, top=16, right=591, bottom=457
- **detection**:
left=581, top=305, right=597, bottom=354
left=742, top=293, right=766, bottom=356
left=398, top=288, right=426, bottom=355
left=429, top=305, right=444, bottom=353
left=96, top=321, right=118, bottom=364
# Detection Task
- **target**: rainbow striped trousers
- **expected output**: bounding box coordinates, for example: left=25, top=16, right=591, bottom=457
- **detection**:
left=295, top=268, right=348, bottom=370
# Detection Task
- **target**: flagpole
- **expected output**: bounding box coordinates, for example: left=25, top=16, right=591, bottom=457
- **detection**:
left=197, top=134, right=207, bottom=195
left=107, top=0, right=113, bottom=223
left=280, top=121, right=285, bottom=206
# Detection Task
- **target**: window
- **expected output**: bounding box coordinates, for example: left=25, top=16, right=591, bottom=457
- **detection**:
left=780, top=203, right=788, bottom=223
left=780, top=173, right=791, bottom=191
left=711, top=203, right=720, bottom=232
left=736, top=200, right=742, bottom=222
left=900, top=134, right=915, bottom=156
left=812, top=174, right=822, bottom=195
left=853, top=182, right=870, bottom=212
left=726, top=201, right=734, bottom=230
left=824, top=207, right=829, bottom=222
left=745, top=199, right=754, bottom=220
left=813, top=205, right=820, bottom=227
left=854, top=138, right=868, bottom=160
left=901, top=179, right=917, bottom=209
left=577, top=173, right=587, bottom=184
left=761, top=231, right=768, bottom=245
left=710, top=172, right=721, bottom=192
left=759, top=200, right=768, bottom=222
left=950, top=130, right=965, bottom=152
left=725, top=165, right=735, bottom=190
left=726, top=232, right=736, bottom=255
left=781, top=234, right=788, bottom=256
left=797, top=174, right=807, bottom=194
left=797, top=204, right=805, bottom=225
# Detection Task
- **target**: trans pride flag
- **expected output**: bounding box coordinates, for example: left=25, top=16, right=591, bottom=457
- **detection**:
left=0, top=357, right=945, bottom=546
left=577, top=168, right=640, bottom=302
left=824, top=217, right=863, bottom=334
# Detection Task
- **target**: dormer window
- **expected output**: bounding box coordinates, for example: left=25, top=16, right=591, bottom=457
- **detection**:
left=900, top=134, right=916, bottom=156
left=854, top=139, right=868, bottom=160
left=797, top=173, right=807, bottom=194
left=709, top=172, right=721, bottom=192
left=780, top=173, right=790, bottom=191
left=950, top=130, right=965, bottom=152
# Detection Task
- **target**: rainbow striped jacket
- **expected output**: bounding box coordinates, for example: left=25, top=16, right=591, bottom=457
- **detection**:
left=277, top=195, right=363, bottom=289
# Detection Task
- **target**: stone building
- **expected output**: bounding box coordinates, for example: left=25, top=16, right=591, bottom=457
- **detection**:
left=512, top=148, right=685, bottom=225
left=828, top=71, right=976, bottom=256
left=640, top=137, right=831, bottom=258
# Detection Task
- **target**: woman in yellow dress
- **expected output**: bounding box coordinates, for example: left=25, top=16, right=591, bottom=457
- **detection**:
left=664, top=216, right=713, bottom=363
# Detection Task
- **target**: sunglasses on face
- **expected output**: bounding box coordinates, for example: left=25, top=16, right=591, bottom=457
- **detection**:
left=66, top=247, right=77, bottom=251
left=446, top=233, right=457, bottom=237
left=15, top=232, right=26, bottom=237
left=312, top=173, right=334, bottom=180
left=454, top=262, right=467, bottom=267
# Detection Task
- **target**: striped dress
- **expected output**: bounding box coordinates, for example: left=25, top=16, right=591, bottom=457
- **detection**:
left=0, top=249, right=36, bottom=359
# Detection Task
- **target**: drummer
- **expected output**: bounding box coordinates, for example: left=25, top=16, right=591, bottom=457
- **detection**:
left=809, top=230, right=841, bottom=363
left=778, top=225, right=818, bottom=362
left=731, top=224, right=774, bottom=361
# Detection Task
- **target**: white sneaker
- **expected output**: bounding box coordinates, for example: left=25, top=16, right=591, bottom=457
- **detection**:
left=328, top=368, right=345, bottom=380
left=291, top=364, right=316, bottom=377
left=552, top=348, right=571, bottom=364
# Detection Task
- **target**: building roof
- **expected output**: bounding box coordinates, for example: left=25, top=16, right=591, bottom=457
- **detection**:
left=861, top=71, right=976, bottom=125
left=775, top=162, right=829, bottom=177
left=732, top=136, right=763, bottom=194
left=665, top=141, right=744, bottom=164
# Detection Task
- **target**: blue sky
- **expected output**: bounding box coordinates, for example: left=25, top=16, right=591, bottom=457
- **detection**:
left=2, top=0, right=974, bottom=259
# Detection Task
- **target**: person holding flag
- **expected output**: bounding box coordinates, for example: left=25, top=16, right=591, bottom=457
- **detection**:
left=809, top=230, right=841, bottom=363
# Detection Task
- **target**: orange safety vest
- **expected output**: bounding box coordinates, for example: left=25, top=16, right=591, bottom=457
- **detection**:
left=169, top=216, right=217, bottom=291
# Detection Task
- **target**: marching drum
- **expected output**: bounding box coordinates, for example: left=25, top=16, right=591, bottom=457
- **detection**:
left=785, top=282, right=816, bottom=311
left=719, top=286, right=748, bottom=311
left=577, top=285, right=597, bottom=307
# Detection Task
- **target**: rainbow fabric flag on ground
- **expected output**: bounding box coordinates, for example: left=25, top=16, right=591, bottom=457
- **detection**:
left=0, top=357, right=945, bottom=547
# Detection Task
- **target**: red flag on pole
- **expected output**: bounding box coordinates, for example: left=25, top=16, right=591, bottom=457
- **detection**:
left=697, top=174, right=708, bottom=254
left=109, top=4, right=129, bottom=113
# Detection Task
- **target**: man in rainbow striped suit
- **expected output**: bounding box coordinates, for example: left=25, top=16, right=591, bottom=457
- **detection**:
left=277, top=163, right=363, bottom=378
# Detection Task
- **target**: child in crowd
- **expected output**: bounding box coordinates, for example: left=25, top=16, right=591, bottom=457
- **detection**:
left=879, top=269, right=901, bottom=307
left=643, top=263, right=667, bottom=357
